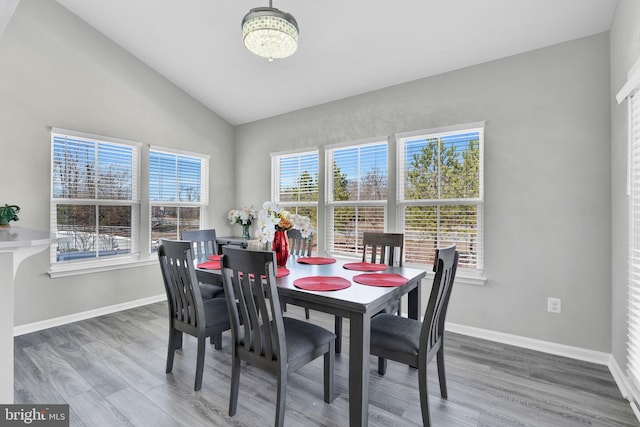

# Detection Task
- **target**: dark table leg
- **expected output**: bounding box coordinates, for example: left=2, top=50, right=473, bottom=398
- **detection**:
left=407, top=279, right=421, bottom=320
left=349, top=311, right=370, bottom=427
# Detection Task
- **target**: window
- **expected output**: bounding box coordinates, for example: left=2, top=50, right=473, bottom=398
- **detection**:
left=272, top=150, right=319, bottom=250
left=326, top=141, right=388, bottom=257
left=628, top=89, right=640, bottom=403
left=149, top=148, right=209, bottom=251
left=397, top=124, right=484, bottom=270
left=51, top=129, right=139, bottom=264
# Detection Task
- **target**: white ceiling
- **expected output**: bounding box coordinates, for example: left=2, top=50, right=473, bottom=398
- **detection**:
left=53, top=0, right=618, bottom=125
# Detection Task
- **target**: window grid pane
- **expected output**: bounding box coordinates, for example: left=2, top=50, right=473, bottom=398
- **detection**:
left=332, top=143, right=387, bottom=202
left=277, top=152, right=319, bottom=203
left=403, top=205, right=479, bottom=268
left=53, top=135, right=134, bottom=200
left=149, top=151, right=203, bottom=203
left=150, top=206, right=201, bottom=252
left=403, top=132, right=480, bottom=201
left=327, top=206, right=385, bottom=257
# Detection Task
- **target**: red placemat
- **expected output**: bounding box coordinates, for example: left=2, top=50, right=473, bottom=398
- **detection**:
left=197, top=260, right=221, bottom=270
left=276, top=267, right=290, bottom=278
left=293, top=276, right=351, bottom=291
left=343, top=262, right=388, bottom=272
left=208, top=254, right=221, bottom=261
left=353, top=273, right=408, bottom=287
left=297, top=257, right=337, bottom=265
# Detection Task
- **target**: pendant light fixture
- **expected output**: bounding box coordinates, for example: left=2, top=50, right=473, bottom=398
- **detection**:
left=242, top=0, right=299, bottom=62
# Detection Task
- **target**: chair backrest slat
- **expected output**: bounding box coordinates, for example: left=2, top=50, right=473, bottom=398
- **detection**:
left=362, top=232, right=404, bottom=267
left=421, top=245, right=458, bottom=351
left=221, top=247, right=286, bottom=363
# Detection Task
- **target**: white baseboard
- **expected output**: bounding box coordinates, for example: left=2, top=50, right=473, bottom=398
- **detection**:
left=609, top=355, right=631, bottom=400
left=13, top=294, right=167, bottom=336
left=445, top=322, right=610, bottom=365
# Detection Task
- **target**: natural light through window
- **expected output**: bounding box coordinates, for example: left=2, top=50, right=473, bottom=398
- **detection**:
left=50, top=129, right=139, bottom=264
left=326, top=141, right=388, bottom=257
left=397, top=124, right=484, bottom=270
left=149, top=148, right=209, bottom=252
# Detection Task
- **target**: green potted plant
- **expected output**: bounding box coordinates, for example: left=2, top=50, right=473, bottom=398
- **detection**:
left=0, top=204, right=20, bottom=228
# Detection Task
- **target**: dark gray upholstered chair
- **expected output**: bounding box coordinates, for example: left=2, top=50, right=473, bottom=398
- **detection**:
left=370, top=244, right=459, bottom=427
left=286, top=228, right=312, bottom=319
left=220, top=247, right=335, bottom=427
left=181, top=229, right=225, bottom=300
left=361, top=232, right=404, bottom=267
left=334, top=232, right=405, bottom=353
left=287, top=228, right=312, bottom=257
left=158, top=239, right=232, bottom=391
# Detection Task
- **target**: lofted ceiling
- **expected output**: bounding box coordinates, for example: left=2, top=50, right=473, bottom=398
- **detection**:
left=53, top=0, right=618, bottom=125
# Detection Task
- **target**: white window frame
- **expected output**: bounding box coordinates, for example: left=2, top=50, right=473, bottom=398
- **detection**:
left=627, top=88, right=640, bottom=409
left=49, top=128, right=143, bottom=277
left=325, top=138, right=389, bottom=258
left=149, top=145, right=210, bottom=252
left=396, top=122, right=485, bottom=280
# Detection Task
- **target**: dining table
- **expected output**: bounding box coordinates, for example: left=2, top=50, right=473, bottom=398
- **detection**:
left=195, top=254, right=426, bottom=427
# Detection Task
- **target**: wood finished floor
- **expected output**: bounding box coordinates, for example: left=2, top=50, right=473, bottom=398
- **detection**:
left=14, top=302, right=638, bottom=426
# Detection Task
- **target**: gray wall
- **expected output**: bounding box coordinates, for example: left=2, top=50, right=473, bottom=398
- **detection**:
left=610, top=0, right=640, bottom=367
left=236, top=33, right=612, bottom=351
left=0, top=0, right=235, bottom=326
left=0, top=0, right=622, bottom=355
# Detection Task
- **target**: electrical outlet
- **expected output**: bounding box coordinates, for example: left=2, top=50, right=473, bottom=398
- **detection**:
left=547, top=297, right=561, bottom=313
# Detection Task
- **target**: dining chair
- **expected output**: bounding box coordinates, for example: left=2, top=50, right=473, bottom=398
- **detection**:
left=220, top=246, right=335, bottom=427
left=369, top=244, right=459, bottom=427
left=158, top=239, right=232, bottom=391
left=286, top=229, right=312, bottom=319
left=287, top=228, right=312, bottom=257
left=362, top=232, right=404, bottom=316
left=334, top=232, right=405, bottom=353
left=362, top=232, right=404, bottom=267
left=181, top=229, right=224, bottom=300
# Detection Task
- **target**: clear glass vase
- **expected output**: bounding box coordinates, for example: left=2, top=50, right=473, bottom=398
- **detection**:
left=241, top=224, right=251, bottom=240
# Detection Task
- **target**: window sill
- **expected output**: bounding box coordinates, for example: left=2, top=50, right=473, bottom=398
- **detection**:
left=48, top=255, right=157, bottom=278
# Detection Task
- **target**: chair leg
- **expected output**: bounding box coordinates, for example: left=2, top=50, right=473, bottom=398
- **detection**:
left=324, top=341, right=335, bottom=403
left=211, top=333, right=223, bottom=349
left=166, top=328, right=178, bottom=373
left=377, top=357, right=387, bottom=375
left=275, top=369, right=287, bottom=427
left=437, top=346, right=448, bottom=398
left=305, top=307, right=310, bottom=319
left=418, top=363, right=432, bottom=427
left=194, top=336, right=206, bottom=391
left=334, top=316, right=342, bottom=354
left=176, top=331, right=183, bottom=349
left=229, top=353, right=240, bottom=417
